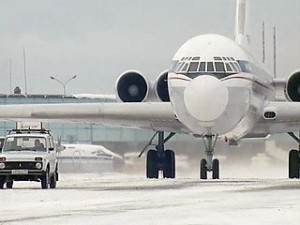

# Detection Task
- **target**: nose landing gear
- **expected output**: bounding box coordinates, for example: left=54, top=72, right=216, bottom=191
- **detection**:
left=200, top=134, right=220, bottom=179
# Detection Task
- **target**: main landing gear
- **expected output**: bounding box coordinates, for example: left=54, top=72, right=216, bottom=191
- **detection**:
left=287, top=132, right=300, bottom=179
left=140, top=131, right=176, bottom=179
left=200, top=134, right=219, bottom=179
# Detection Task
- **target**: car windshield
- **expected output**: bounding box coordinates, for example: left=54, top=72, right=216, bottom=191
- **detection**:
left=3, top=136, right=46, bottom=152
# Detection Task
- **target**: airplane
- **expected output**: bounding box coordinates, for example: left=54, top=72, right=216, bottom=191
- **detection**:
left=0, top=0, right=299, bottom=179
left=58, top=143, right=125, bottom=172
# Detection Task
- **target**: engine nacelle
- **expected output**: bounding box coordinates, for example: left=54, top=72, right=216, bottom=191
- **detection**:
left=115, top=71, right=150, bottom=102
left=154, top=71, right=170, bottom=102
left=115, top=70, right=170, bottom=102
left=285, top=71, right=300, bottom=102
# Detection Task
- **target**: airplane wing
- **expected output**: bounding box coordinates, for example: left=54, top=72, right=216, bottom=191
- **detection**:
left=253, top=101, right=300, bottom=134
left=0, top=102, right=187, bottom=133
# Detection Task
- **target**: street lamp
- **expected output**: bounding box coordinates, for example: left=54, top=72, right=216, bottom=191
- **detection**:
left=50, top=75, right=77, bottom=96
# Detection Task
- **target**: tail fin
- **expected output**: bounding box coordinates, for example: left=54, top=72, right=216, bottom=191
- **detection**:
left=234, top=0, right=247, bottom=45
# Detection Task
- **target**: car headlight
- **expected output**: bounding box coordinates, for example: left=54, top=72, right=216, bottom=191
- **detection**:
left=35, top=162, right=42, bottom=169
left=0, top=162, right=5, bottom=169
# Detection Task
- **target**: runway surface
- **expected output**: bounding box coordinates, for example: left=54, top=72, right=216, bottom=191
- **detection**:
left=0, top=171, right=299, bottom=225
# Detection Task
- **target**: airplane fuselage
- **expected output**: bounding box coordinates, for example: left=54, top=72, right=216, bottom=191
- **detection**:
left=168, top=34, right=274, bottom=140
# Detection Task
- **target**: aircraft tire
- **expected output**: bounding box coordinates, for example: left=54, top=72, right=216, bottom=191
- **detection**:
left=6, top=180, right=13, bottom=189
left=200, top=159, right=207, bottom=179
left=289, top=149, right=300, bottom=179
left=212, top=159, right=219, bottom=179
left=146, top=150, right=159, bottom=179
left=163, top=149, right=175, bottom=178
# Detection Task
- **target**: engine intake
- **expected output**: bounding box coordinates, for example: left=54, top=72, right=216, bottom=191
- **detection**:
left=116, top=71, right=149, bottom=102
left=286, top=71, right=300, bottom=102
left=154, top=71, right=170, bottom=102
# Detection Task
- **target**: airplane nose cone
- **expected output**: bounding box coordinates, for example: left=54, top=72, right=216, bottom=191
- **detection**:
left=183, top=75, right=228, bottom=122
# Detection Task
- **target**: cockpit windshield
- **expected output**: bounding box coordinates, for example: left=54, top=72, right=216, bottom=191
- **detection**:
left=169, top=56, right=252, bottom=79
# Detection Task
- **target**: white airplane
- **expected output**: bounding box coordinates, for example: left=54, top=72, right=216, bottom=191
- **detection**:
left=0, top=0, right=299, bottom=179
left=58, top=143, right=125, bottom=172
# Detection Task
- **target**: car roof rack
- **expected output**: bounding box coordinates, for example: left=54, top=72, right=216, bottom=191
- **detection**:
left=7, top=128, right=51, bottom=135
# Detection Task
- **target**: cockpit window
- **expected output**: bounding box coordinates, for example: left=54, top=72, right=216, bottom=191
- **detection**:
left=215, top=62, right=225, bottom=72
left=199, top=62, right=206, bottom=72
left=207, top=62, right=214, bottom=72
left=169, top=56, right=249, bottom=79
left=181, top=63, right=189, bottom=72
left=225, top=63, right=233, bottom=72
left=169, top=60, right=178, bottom=72
left=230, top=62, right=240, bottom=72
left=237, top=60, right=252, bottom=73
left=177, top=62, right=185, bottom=72
left=188, top=62, right=199, bottom=72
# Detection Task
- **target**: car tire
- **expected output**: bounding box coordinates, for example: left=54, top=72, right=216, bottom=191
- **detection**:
left=41, top=169, right=49, bottom=189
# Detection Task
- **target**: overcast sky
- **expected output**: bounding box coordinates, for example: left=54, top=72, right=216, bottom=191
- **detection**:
left=0, top=0, right=299, bottom=95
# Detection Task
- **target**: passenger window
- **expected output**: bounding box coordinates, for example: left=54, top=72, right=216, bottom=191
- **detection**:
left=192, top=57, right=200, bottom=60
left=207, top=62, right=214, bottom=72
left=215, top=62, right=225, bottom=72
left=188, top=62, right=199, bottom=72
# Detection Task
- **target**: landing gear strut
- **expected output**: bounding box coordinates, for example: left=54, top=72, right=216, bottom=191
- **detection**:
left=141, top=131, right=176, bottom=179
left=287, top=132, right=300, bottom=179
left=200, top=134, right=219, bottom=179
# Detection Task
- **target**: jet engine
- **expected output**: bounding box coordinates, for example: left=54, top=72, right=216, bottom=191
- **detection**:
left=154, top=71, right=170, bottom=102
left=115, top=70, right=170, bottom=102
left=285, top=71, right=300, bottom=101
left=115, top=71, right=150, bottom=102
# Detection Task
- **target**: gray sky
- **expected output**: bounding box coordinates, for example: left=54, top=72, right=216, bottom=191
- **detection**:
left=0, top=0, right=299, bottom=95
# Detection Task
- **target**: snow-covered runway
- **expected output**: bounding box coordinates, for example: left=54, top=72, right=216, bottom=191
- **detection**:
left=0, top=172, right=299, bottom=225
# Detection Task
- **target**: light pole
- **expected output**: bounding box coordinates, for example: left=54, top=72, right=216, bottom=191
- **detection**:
left=50, top=75, right=77, bottom=96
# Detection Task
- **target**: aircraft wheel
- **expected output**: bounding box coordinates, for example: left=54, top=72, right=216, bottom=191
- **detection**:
left=146, top=150, right=159, bottom=179
left=200, top=159, right=207, bottom=179
left=212, top=159, right=219, bottom=179
left=6, top=180, right=13, bottom=189
left=163, top=150, right=175, bottom=178
left=289, top=149, right=300, bottom=179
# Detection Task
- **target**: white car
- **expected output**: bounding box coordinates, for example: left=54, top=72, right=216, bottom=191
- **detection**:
left=0, top=128, right=58, bottom=189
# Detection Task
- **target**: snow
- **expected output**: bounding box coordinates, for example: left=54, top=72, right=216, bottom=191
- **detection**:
left=0, top=171, right=299, bottom=225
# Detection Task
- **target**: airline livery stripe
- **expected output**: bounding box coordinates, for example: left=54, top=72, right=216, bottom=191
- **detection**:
left=168, top=77, right=191, bottom=82
left=222, top=76, right=272, bottom=90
